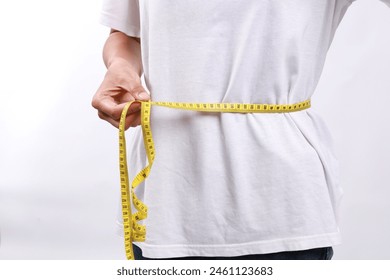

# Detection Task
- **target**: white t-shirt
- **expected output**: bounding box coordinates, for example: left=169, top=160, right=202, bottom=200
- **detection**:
left=100, top=0, right=389, bottom=258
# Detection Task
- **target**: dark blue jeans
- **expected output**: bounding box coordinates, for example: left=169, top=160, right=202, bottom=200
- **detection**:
left=133, top=244, right=334, bottom=260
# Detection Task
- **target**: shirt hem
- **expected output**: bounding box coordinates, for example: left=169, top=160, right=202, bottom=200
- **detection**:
left=116, top=221, right=342, bottom=258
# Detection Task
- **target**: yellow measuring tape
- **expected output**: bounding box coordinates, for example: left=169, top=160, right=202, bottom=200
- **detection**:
left=118, top=99, right=311, bottom=260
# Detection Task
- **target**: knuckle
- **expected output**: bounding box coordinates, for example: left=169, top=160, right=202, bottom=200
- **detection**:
left=91, top=97, right=99, bottom=109
left=97, top=111, right=105, bottom=120
left=91, top=86, right=105, bottom=109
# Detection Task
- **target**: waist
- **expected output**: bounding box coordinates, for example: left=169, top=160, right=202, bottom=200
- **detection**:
left=145, top=99, right=311, bottom=113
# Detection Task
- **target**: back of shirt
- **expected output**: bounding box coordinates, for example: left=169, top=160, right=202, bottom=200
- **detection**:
left=100, top=0, right=388, bottom=258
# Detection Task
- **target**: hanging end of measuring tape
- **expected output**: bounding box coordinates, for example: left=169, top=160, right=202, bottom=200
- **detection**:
left=119, top=100, right=154, bottom=261
left=125, top=245, right=135, bottom=260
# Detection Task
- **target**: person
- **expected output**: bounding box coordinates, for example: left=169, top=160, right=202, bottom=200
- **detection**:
left=92, top=0, right=389, bottom=260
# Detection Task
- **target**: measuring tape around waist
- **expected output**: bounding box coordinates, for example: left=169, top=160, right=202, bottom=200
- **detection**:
left=118, top=99, right=311, bottom=260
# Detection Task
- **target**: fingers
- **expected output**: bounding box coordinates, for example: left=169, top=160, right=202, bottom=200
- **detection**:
left=92, top=84, right=150, bottom=117
left=98, top=109, right=142, bottom=130
left=96, top=96, right=142, bottom=120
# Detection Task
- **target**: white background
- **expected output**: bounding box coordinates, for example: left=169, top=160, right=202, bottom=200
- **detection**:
left=0, top=0, right=389, bottom=260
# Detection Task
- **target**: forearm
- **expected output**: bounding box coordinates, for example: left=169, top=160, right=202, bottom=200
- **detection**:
left=103, top=30, right=143, bottom=78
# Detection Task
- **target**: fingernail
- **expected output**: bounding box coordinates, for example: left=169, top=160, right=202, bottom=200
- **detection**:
left=137, top=92, right=149, bottom=100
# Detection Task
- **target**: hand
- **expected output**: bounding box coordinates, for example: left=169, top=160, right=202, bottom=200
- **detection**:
left=92, top=60, right=150, bottom=130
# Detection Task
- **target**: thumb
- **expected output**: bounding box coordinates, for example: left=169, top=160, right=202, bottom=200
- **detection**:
left=136, top=90, right=150, bottom=101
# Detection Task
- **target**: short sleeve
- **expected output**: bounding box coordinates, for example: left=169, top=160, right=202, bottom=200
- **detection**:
left=99, top=0, right=141, bottom=38
left=381, top=0, right=390, bottom=7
